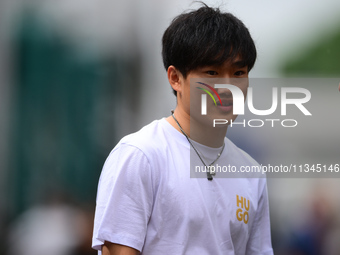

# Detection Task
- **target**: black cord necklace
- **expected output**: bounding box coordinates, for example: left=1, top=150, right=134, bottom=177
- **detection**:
left=171, top=110, right=225, bottom=181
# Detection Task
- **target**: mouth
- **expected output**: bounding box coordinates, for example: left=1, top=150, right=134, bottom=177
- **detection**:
left=217, top=102, right=232, bottom=107
left=216, top=98, right=233, bottom=106
left=216, top=99, right=233, bottom=112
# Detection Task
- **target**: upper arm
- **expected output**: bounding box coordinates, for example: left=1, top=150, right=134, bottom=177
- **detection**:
left=102, top=241, right=140, bottom=255
left=92, top=144, right=154, bottom=252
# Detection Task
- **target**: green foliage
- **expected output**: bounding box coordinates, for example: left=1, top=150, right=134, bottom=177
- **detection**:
left=283, top=24, right=340, bottom=76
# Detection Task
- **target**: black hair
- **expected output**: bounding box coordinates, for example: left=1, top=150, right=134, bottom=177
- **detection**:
left=162, top=4, right=257, bottom=96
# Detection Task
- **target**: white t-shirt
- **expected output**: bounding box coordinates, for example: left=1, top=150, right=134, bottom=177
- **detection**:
left=92, top=118, right=273, bottom=255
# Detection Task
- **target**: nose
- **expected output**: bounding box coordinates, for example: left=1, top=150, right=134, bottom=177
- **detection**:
left=209, top=76, right=231, bottom=96
left=214, top=77, right=233, bottom=97
left=214, top=77, right=248, bottom=97
left=215, top=87, right=233, bottom=98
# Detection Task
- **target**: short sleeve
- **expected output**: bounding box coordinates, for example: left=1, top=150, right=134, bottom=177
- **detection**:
left=92, top=144, right=154, bottom=253
left=246, top=179, right=274, bottom=255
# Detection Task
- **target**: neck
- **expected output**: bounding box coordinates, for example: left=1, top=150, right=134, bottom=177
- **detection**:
left=167, top=108, right=227, bottom=148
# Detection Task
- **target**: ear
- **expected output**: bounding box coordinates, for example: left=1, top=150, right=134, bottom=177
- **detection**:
left=167, top=65, right=183, bottom=94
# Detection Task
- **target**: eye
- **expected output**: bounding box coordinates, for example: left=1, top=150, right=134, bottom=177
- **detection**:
left=206, top=70, right=218, bottom=76
left=234, top=70, right=247, bottom=76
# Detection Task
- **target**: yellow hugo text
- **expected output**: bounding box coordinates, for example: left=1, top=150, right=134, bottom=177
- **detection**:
left=236, top=195, right=250, bottom=224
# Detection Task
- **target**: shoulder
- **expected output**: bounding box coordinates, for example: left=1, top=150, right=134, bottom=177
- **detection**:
left=102, top=119, right=171, bottom=179
left=117, top=119, right=168, bottom=153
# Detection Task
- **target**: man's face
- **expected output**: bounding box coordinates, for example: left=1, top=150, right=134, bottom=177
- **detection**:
left=180, top=59, right=249, bottom=128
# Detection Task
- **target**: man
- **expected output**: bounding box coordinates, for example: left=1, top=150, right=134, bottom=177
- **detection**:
left=92, top=4, right=273, bottom=255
